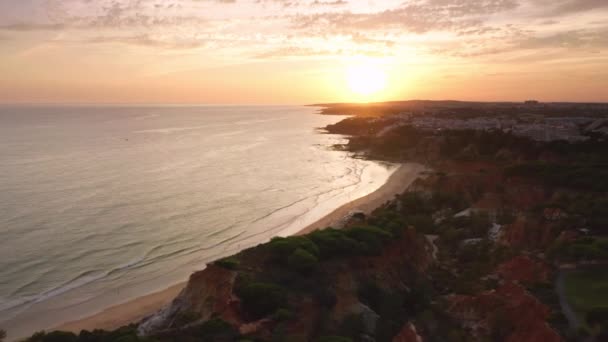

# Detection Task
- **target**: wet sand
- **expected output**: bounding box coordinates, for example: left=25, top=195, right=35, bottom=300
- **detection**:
left=55, top=163, right=425, bottom=334
left=55, top=283, right=185, bottom=333
left=296, top=163, right=425, bottom=235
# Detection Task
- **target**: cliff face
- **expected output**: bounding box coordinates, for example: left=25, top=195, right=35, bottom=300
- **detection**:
left=139, top=227, right=434, bottom=340
left=499, top=214, right=561, bottom=250
left=444, top=254, right=561, bottom=342
left=446, top=282, right=562, bottom=342
left=138, top=265, right=239, bottom=334
left=392, top=322, right=423, bottom=342
left=497, top=255, right=551, bottom=284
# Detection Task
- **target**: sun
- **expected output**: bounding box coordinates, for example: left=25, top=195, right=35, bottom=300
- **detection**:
left=346, top=61, right=387, bottom=97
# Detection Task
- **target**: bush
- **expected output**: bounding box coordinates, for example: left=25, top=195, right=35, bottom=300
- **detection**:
left=214, top=257, right=239, bottom=270
left=586, top=307, right=608, bottom=327
left=288, top=248, right=319, bottom=273
left=406, top=215, right=435, bottom=234
left=198, top=318, right=239, bottom=339
left=399, top=192, right=433, bottom=215
left=553, top=238, right=608, bottom=261
left=75, top=326, right=145, bottom=342
left=315, top=287, right=337, bottom=308
left=269, top=236, right=320, bottom=259
left=27, top=331, right=78, bottom=342
left=272, top=308, right=294, bottom=322
left=345, top=226, right=392, bottom=255
left=237, top=282, right=288, bottom=319
left=0, top=330, right=5, bottom=342
left=309, top=229, right=364, bottom=258
left=318, top=336, right=353, bottom=342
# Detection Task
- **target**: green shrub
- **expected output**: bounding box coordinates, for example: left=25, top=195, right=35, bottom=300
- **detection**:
left=237, top=282, right=288, bottom=319
left=385, top=219, right=406, bottom=237
left=288, top=248, right=319, bottom=273
left=406, top=215, right=435, bottom=234
left=198, top=318, right=239, bottom=340
left=315, top=287, right=337, bottom=308
left=272, top=308, right=294, bottom=322
left=214, top=257, right=240, bottom=270
left=318, top=336, right=353, bottom=342
left=113, top=336, right=138, bottom=342
left=586, top=307, right=608, bottom=327
left=309, top=229, right=364, bottom=258
left=27, top=331, right=78, bottom=342
left=269, top=236, right=320, bottom=259
left=345, top=226, right=392, bottom=255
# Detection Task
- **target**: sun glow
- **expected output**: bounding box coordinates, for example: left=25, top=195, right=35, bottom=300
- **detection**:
left=345, top=60, right=388, bottom=97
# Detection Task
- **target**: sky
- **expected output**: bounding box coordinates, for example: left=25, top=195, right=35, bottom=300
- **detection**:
left=0, top=0, right=607, bottom=104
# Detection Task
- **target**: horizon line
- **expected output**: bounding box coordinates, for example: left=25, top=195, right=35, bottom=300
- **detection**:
left=2, top=99, right=608, bottom=107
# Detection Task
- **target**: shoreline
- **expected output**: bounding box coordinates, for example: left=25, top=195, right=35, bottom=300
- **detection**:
left=54, top=163, right=425, bottom=334
left=296, top=162, right=426, bottom=235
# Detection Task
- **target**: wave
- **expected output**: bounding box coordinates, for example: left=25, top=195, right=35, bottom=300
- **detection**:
left=0, top=254, right=148, bottom=316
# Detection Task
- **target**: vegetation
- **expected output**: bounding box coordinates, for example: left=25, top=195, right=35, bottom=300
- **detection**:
left=586, top=307, right=608, bottom=339
left=269, top=224, right=395, bottom=263
left=564, top=267, right=608, bottom=318
left=506, top=162, right=608, bottom=192
left=25, top=326, right=156, bottom=342
left=196, top=318, right=240, bottom=341
left=317, top=336, right=352, bottom=342
left=214, top=256, right=240, bottom=270
left=287, top=248, right=319, bottom=273
left=549, top=237, right=608, bottom=262
left=236, top=282, right=288, bottom=319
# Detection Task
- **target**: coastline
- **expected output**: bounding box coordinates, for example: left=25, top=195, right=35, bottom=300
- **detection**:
left=296, top=162, right=426, bottom=235
left=54, top=162, right=425, bottom=334
left=55, top=283, right=186, bottom=333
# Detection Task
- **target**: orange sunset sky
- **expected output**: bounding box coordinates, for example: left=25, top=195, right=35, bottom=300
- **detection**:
left=0, top=0, right=607, bottom=104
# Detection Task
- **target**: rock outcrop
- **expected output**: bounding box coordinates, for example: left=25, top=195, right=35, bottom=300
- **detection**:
left=497, top=255, right=551, bottom=285
left=446, top=282, right=562, bottom=342
left=138, top=264, right=239, bottom=335
left=393, top=322, right=423, bottom=342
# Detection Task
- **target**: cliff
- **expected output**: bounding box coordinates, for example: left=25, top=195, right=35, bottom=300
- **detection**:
left=137, top=226, right=434, bottom=341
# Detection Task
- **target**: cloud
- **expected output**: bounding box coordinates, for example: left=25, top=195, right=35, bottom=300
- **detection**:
left=518, top=28, right=608, bottom=50
left=1, top=0, right=606, bottom=62
left=254, top=45, right=389, bottom=58
left=430, top=25, right=608, bottom=58
left=349, top=32, right=394, bottom=47
left=531, top=0, right=608, bottom=16
left=289, top=0, right=519, bottom=34
left=0, top=23, right=66, bottom=31
left=0, top=0, right=209, bottom=31
left=86, top=34, right=208, bottom=48
left=311, top=0, right=347, bottom=6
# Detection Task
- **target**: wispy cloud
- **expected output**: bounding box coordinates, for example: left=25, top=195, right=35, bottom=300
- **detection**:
left=86, top=34, right=208, bottom=48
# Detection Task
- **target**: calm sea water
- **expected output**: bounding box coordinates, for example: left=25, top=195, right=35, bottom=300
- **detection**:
left=0, top=105, right=394, bottom=339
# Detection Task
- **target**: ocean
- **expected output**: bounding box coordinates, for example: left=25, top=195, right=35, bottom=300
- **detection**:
left=0, top=105, right=394, bottom=339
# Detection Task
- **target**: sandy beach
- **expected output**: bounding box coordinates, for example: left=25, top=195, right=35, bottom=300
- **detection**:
left=296, top=163, right=426, bottom=235
left=54, top=162, right=425, bottom=334
left=55, top=283, right=185, bottom=333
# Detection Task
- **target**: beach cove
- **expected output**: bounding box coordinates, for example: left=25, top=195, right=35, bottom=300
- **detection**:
left=53, top=163, right=425, bottom=334
left=0, top=105, right=421, bottom=340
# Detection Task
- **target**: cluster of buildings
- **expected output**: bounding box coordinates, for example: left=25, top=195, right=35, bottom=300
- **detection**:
left=405, top=115, right=606, bottom=142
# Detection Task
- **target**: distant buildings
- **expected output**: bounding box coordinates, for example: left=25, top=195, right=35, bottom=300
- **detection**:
left=407, top=116, right=593, bottom=142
